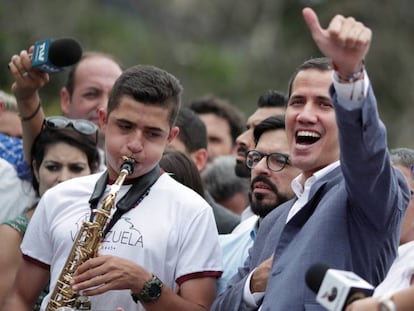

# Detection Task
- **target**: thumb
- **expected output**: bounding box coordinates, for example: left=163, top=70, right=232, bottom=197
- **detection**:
left=302, top=7, right=324, bottom=39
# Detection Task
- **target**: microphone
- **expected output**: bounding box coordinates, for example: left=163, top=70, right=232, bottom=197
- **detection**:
left=31, top=38, right=82, bottom=73
left=305, top=263, right=374, bottom=311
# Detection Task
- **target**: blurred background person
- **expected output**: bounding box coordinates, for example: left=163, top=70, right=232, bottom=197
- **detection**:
left=202, top=155, right=250, bottom=215
left=389, top=148, right=414, bottom=245
left=0, top=116, right=100, bottom=310
left=189, top=95, right=245, bottom=162
left=169, top=107, right=240, bottom=233
left=0, top=90, right=22, bottom=138
left=0, top=90, right=35, bottom=222
left=60, top=51, right=123, bottom=149
left=160, top=148, right=205, bottom=198
left=0, top=89, right=31, bottom=180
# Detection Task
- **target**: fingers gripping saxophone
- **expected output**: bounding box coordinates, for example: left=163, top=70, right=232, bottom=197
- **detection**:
left=46, top=157, right=135, bottom=311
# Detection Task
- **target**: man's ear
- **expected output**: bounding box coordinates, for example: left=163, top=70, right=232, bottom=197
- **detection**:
left=167, top=126, right=179, bottom=144
left=191, top=148, right=208, bottom=172
left=60, top=87, right=70, bottom=116
left=98, top=108, right=107, bottom=131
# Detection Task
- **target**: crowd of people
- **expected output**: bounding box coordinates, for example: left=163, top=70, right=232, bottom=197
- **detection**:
left=0, top=6, right=413, bottom=311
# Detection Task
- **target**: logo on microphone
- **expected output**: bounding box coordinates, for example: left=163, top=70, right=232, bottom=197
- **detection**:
left=322, top=287, right=338, bottom=302
left=32, top=39, right=59, bottom=73
left=33, top=40, right=49, bottom=63
left=37, top=42, right=46, bottom=62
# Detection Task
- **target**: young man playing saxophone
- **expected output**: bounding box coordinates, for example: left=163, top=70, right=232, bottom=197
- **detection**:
left=4, top=57, right=222, bottom=311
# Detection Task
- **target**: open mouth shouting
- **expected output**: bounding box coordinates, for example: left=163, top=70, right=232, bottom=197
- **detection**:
left=295, top=130, right=321, bottom=145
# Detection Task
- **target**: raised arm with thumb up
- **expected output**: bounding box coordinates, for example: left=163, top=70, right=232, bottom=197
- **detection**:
left=302, top=7, right=371, bottom=78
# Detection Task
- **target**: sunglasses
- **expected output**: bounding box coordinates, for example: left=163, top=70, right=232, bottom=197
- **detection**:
left=43, top=116, right=98, bottom=142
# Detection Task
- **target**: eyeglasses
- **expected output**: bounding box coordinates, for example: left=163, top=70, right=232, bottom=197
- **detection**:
left=246, top=150, right=290, bottom=172
left=43, top=116, right=98, bottom=142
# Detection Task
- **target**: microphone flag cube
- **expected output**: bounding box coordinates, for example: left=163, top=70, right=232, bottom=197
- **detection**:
left=316, top=269, right=374, bottom=311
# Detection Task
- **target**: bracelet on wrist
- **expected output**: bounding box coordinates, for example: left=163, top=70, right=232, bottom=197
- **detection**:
left=333, top=60, right=365, bottom=83
left=20, top=102, right=41, bottom=122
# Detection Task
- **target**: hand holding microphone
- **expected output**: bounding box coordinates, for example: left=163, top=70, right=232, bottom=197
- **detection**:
left=9, top=38, right=82, bottom=101
left=31, top=38, right=82, bottom=73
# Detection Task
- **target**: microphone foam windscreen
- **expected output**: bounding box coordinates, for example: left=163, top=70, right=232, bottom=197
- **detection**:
left=48, top=38, right=82, bottom=67
left=305, top=262, right=330, bottom=293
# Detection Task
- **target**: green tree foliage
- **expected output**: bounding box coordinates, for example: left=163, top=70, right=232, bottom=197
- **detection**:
left=1, top=0, right=413, bottom=147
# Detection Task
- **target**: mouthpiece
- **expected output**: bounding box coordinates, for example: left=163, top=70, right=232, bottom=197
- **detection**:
left=120, top=157, right=135, bottom=175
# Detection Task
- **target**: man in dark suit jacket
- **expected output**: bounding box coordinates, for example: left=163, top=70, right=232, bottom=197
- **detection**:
left=211, top=7, right=410, bottom=311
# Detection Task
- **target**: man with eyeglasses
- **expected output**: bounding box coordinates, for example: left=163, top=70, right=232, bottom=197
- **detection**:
left=217, top=115, right=300, bottom=294
left=234, top=90, right=287, bottom=221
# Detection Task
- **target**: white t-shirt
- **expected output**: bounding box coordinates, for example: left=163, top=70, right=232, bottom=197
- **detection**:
left=0, top=158, right=36, bottom=223
left=22, top=171, right=223, bottom=311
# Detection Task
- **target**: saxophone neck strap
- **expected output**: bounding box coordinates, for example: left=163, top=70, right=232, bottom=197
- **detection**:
left=88, top=165, right=162, bottom=236
left=88, top=171, right=109, bottom=209
left=116, top=164, right=161, bottom=212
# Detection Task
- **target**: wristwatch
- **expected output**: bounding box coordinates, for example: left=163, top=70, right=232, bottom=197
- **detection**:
left=378, top=294, right=396, bottom=311
left=131, top=274, right=163, bottom=303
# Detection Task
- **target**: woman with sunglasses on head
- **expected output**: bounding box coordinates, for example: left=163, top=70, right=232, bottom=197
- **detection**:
left=0, top=118, right=99, bottom=310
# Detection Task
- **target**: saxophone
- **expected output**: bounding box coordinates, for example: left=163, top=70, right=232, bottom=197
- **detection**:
left=46, top=157, right=135, bottom=311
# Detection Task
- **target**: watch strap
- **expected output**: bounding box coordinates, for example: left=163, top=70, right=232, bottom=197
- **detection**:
left=131, top=274, right=163, bottom=303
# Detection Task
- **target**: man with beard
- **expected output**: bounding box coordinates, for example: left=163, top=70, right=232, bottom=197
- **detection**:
left=234, top=90, right=287, bottom=220
left=217, top=115, right=300, bottom=294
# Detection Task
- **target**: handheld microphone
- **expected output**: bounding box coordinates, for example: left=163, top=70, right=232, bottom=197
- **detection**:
left=31, top=38, right=82, bottom=73
left=305, top=263, right=374, bottom=311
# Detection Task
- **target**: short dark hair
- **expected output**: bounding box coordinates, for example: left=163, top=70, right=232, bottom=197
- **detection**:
left=65, top=51, right=123, bottom=96
left=176, top=107, right=207, bottom=152
left=31, top=126, right=100, bottom=196
left=189, top=95, right=245, bottom=144
left=287, top=57, right=333, bottom=98
left=160, top=148, right=205, bottom=198
left=257, top=90, right=288, bottom=108
left=107, top=65, right=183, bottom=127
left=253, top=115, right=286, bottom=146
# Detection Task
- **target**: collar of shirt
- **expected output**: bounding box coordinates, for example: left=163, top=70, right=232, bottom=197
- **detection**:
left=287, top=160, right=340, bottom=223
